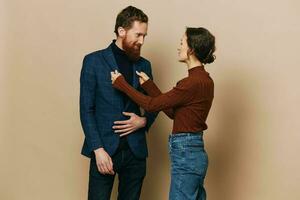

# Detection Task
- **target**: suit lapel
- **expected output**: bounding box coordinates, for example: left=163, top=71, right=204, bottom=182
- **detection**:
left=103, top=43, right=144, bottom=111
left=123, top=61, right=143, bottom=111
left=103, top=43, right=143, bottom=90
left=132, top=61, right=142, bottom=89
left=102, top=45, right=119, bottom=72
left=101, top=44, right=124, bottom=108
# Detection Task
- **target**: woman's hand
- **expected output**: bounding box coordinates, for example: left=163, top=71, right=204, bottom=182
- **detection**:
left=111, top=70, right=122, bottom=84
left=136, top=71, right=150, bottom=85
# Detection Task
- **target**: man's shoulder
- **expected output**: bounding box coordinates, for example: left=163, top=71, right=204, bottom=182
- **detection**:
left=84, top=49, right=106, bottom=60
left=138, top=56, right=151, bottom=67
left=82, top=46, right=112, bottom=68
left=139, top=56, right=150, bottom=63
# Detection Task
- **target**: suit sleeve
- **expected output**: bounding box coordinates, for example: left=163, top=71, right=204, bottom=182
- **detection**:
left=80, top=55, right=103, bottom=152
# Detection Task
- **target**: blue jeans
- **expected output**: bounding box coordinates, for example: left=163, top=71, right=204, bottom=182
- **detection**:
left=169, top=133, right=208, bottom=200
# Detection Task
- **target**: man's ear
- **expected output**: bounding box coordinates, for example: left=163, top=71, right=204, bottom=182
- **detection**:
left=118, top=27, right=126, bottom=38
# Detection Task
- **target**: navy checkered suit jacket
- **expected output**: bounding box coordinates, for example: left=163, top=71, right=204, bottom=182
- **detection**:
left=80, top=42, right=158, bottom=159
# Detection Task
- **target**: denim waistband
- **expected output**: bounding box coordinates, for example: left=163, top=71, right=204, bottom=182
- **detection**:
left=168, top=132, right=203, bottom=143
left=169, top=132, right=203, bottom=138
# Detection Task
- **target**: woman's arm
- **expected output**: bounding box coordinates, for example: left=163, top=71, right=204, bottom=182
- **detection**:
left=141, top=79, right=175, bottom=119
left=113, top=75, right=193, bottom=113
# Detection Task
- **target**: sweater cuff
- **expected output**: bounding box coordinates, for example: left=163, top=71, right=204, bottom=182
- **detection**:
left=141, top=79, right=153, bottom=90
left=113, top=75, right=126, bottom=90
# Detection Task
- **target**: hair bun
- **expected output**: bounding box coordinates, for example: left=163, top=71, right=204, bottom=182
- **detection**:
left=203, top=53, right=216, bottom=64
left=185, top=27, right=216, bottom=65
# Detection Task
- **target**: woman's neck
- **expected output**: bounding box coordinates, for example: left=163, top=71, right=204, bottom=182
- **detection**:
left=186, top=56, right=203, bottom=70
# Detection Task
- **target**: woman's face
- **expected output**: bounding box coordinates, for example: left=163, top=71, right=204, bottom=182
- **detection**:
left=177, top=34, right=190, bottom=63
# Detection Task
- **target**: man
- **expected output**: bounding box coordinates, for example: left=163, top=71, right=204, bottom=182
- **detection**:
left=80, top=6, right=158, bottom=200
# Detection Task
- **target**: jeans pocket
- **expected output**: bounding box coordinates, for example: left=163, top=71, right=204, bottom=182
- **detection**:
left=179, top=147, right=207, bottom=176
left=186, top=137, right=204, bottom=150
left=170, top=149, right=186, bottom=174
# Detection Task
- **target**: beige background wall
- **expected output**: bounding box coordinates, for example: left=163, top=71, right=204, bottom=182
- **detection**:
left=1, top=0, right=300, bottom=199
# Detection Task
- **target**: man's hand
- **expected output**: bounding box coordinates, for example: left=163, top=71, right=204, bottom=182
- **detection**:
left=94, top=148, right=115, bottom=175
left=113, top=112, right=147, bottom=137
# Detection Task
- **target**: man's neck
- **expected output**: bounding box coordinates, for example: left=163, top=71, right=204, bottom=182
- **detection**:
left=115, top=38, right=124, bottom=50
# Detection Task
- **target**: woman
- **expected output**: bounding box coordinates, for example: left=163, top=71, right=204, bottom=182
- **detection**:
left=111, top=27, right=216, bottom=200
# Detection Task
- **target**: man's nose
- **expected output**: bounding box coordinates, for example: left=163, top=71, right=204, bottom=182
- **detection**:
left=138, top=36, right=144, bottom=45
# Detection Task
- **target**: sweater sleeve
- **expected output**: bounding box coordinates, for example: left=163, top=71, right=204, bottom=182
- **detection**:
left=113, top=75, right=193, bottom=113
left=142, top=79, right=175, bottom=119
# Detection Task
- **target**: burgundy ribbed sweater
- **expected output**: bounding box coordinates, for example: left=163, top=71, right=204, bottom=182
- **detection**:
left=113, top=66, right=214, bottom=134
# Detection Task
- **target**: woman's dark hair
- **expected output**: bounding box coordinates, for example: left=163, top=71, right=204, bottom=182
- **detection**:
left=186, top=27, right=216, bottom=64
left=114, top=6, right=148, bottom=36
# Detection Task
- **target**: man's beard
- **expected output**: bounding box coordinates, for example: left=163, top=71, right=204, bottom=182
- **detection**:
left=122, top=38, right=142, bottom=62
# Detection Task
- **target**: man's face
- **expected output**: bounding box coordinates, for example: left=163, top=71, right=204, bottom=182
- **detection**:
left=122, top=21, right=148, bottom=61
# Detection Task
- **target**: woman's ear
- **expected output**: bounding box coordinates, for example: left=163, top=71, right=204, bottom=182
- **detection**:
left=187, top=48, right=194, bottom=57
left=118, top=27, right=126, bottom=38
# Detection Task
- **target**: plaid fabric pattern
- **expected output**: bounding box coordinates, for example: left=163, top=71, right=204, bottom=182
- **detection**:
left=80, top=43, right=158, bottom=158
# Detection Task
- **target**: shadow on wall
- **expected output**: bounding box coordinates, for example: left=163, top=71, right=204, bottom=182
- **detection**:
left=206, top=65, right=259, bottom=200
left=141, top=115, right=171, bottom=200
left=140, top=44, right=175, bottom=200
